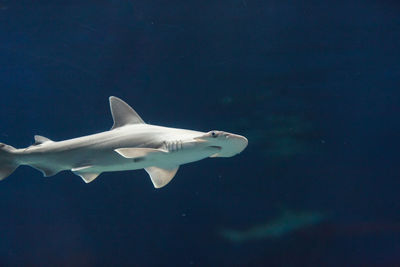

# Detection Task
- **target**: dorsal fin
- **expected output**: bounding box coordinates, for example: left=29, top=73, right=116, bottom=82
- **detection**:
left=33, top=135, right=53, bottom=145
left=109, top=96, right=145, bottom=130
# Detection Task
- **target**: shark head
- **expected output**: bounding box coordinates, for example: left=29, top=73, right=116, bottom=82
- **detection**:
left=195, top=130, right=248, bottom=157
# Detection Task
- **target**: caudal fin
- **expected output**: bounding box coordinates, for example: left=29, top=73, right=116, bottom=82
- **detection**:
left=0, top=143, right=18, bottom=180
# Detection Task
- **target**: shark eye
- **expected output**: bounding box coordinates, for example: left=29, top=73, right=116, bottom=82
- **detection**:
left=211, top=131, right=218, bottom=138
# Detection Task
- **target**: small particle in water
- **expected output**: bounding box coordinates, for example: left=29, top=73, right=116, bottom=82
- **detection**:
left=221, top=96, right=233, bottom=105
left=182, top=213, right=186, bottom=217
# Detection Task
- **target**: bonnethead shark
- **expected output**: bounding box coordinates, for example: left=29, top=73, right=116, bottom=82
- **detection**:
left=0, top=97, right=248, bottom=188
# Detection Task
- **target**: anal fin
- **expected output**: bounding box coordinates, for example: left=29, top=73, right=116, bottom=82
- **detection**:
left=30, top=164, right=60, bottom=177
left=0, top=164, right=18, bottom=180
left=145, top=166, right=179, bottom=188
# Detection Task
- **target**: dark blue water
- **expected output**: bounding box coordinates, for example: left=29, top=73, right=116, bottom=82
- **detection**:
left=1, top=1, right=399, bottom=265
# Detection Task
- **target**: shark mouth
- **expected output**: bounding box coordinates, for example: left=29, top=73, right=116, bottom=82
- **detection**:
left=208, top=146, right=222, bottom=158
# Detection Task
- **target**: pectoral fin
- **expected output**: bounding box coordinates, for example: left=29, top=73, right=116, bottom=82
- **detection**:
left=114, top=148, right=167, bottom=159
left=145, top=166, right=179, bottom=188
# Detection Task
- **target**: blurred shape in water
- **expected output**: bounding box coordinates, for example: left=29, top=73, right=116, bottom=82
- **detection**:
left=220, top=210, right=326, bottom=243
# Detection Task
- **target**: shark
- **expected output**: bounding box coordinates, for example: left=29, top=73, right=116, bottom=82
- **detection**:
left=220, top=210, right=326, bottom=243
left=0, top=97, right=248, bottom=188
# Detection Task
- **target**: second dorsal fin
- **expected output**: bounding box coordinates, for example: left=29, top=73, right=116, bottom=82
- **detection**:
left=34, top=135, right=53, bottom=145
left=109, top=96, right=145, bottom=130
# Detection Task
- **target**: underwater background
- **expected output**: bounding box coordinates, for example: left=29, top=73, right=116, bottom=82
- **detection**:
left=0, top=0, right=399, bottom=266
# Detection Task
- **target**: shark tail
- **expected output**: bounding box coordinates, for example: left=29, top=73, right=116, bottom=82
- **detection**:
left=0, top=142, right=19, bottom=180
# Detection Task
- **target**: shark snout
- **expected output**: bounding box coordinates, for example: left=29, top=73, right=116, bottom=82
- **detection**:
left=213, top=133, right=248, bottom=157
left=227, top=133, right=248, bottom=153
left=197, top=130, right=248, bottom=158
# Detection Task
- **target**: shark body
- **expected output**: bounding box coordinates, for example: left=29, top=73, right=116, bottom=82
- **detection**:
left=0, top=97, right=248, bottom=188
